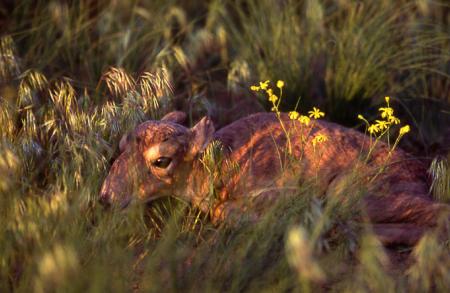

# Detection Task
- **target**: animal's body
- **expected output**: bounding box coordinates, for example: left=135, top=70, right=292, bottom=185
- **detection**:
left=100, top=112, right=449, bottom=245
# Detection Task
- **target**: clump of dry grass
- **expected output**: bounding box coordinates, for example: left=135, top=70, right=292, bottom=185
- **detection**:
left=408, top=231, right=450, bottom=291
left=429, top=157, right=450, bottom=203
left=0, top=36, right=20, bottom=81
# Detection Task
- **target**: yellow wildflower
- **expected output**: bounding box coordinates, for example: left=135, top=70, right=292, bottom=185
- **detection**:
left=388, top=115, right=400, bottom=125
left=379, top=107, right=394, bottom=119
left=277, top=80, right=285, bottom=89
left=269, top=94, right=278, bottom=103
left=308, top=107, right=325, bottom=119
left=399, top=125, right=410, bottom=135
left=259, top=80, right=270, bottom=90
left=385, top=96, right=390, bottom=103
left=357, top=114, right=370, bottom=126
left=375, top=120, right=390, bottom=131
left=289, top=111, right=299, bottom=120
left=312, top=134, right=328, bottom=146
left=298, top=115, right=310, bottom=125
left=368, top=124, right=380, bottom=134
left=250, top=85, right=260, bottom=91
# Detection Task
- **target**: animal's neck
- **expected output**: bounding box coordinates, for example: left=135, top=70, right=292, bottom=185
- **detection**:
left=174, top=160, right=219, bottom=212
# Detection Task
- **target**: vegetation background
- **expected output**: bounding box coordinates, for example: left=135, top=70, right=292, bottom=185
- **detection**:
left=0, top=0, right=449, bottom=292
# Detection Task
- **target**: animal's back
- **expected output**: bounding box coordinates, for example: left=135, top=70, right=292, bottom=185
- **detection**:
left=214, top=112, right=428, bottom=198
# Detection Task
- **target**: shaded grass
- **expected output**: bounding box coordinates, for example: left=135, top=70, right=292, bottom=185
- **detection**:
left=226, top=0, right=449, bottom=127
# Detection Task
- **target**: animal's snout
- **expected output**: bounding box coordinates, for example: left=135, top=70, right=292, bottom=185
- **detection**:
left=98, top=192, right=132, bottom=209
left=99, top=187, right=132, bottom=209
left=99, top=193, right=111, bottom=209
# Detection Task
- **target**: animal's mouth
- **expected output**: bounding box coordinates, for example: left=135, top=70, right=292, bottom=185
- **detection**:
left=101, top=193, right=166, bottom=211
left=119, top=195, right=164, bottom=209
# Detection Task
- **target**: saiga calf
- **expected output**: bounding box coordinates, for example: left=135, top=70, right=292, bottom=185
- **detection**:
left=100, top=111, right=449, bottom=245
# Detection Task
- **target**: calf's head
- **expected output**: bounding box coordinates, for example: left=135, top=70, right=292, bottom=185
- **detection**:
left=100, top=111, right=214, bottom=208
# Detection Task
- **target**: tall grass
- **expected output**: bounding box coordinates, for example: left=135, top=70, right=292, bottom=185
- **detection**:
left=429, top=156, right=450, bottom=203
left=0, top=0, right=449, bottom=291
left=226, top=0, right=450, bottom=127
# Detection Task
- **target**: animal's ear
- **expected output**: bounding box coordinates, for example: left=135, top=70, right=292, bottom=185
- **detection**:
left=119, top=133, right=130, bottom=153
left=186, top=116, right=215, bottom=160
left=161, top=111, right=187, bottom=125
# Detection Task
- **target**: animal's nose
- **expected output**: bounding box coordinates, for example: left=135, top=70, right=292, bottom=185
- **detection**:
left=99, top=194, right=111, bottom=209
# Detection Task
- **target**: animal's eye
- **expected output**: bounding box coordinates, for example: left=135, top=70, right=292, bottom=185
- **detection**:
left=152, top=157, right=172, bottom=169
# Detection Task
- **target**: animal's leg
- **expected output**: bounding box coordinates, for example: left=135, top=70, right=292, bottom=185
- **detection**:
left=371, top=223, right=428, bottom=246
left=365, top=192, right=450, bottom=226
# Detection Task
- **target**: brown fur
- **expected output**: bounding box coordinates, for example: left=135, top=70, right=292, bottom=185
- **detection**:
left=100, top=112, right=449, bottom=245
